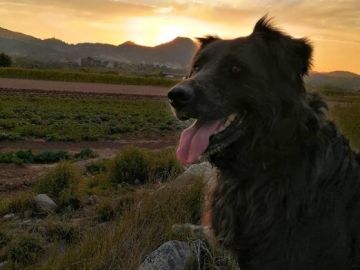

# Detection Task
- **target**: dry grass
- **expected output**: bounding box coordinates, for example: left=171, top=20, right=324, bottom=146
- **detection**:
left=33, top=174, right=203, bottom=270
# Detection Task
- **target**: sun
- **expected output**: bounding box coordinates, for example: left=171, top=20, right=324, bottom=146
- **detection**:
left=156, top=25, right=185, bottom=44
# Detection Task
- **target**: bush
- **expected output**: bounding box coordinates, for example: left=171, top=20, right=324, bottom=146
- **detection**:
left=7, top=235, right=44, bottom=267
left=0, top=192, right=35, bottom=216
left=86, top=160, right=107, bottom=175
left=15, top=150, right=34, bottom=163
left=33, top=150, right=70, bottom=163
left=110, top=147, right=148, bottom=185
left=36, top=162, right=80, bottom=208
left=74, top=148, right=97, bottom=160
left=45, top=222, right=81, bottom=244
left=109, top=147, right=183, bottom=185
left=0, top=231, right=9, bottom=248
left=96, top=201, right=116, bottom=222
left=0, top=53, right=11, bottom=67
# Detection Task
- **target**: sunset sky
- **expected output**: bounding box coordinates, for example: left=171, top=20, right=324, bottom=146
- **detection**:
left=0, top=0, right=359, bottom=73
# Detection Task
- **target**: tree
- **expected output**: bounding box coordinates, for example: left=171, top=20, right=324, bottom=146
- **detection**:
left=0, top=53, right=12, bottom=67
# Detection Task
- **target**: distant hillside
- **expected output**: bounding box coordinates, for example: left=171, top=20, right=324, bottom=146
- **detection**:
left=1, top=27, right=359, bottom=90
left=305, top=71, right=360, bottom=91
left=0, top=27, right=197, bottom=69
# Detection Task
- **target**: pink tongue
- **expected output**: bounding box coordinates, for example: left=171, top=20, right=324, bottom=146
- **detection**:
left=176, top=119, right=225, bottom=164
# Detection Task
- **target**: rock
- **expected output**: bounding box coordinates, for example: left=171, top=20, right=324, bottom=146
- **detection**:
left=86, top=195, right=99, bottom=205
left=139, top=240, right=192, bottom=270
left=34, top=194, right=57, bottom=212
left=178, top=162, right=215, bottom=182
left=2, top=213, right=15, bottom=220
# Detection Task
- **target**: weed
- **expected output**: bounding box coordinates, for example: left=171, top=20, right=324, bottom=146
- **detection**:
left=35, top=162, right=80, bottom=208
left=7, top=235, right=44, bottom=267
left=109, top=146, right=183, bottom=185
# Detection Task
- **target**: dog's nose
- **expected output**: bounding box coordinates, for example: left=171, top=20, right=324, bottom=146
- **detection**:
left=168, top=86, right=194, bottom=107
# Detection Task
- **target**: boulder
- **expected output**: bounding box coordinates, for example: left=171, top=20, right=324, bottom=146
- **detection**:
left=139, top=240, right=192, bottom=270
left=178, top=162, right=214, bottom=182
left=34, top=194, right=57, bottom=212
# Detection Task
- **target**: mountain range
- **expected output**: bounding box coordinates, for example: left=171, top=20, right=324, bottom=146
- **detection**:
left=0, top=27, right=197, bottom=69
left=0, top=27, right=359, bottom=91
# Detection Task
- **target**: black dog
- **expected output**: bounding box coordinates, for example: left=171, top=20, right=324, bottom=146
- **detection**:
left=168, top=17, right=360, bottom=270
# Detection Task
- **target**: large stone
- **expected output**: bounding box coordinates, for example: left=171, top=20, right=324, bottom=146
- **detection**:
left=139, top=240, right=192, bottom=270
left=178, top=162, right=214, bottom=182
left=34, top=194, right=57, bottom=212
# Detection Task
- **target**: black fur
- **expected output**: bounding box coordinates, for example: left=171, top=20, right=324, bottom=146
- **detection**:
left=169, top=16, right=360, bottom=270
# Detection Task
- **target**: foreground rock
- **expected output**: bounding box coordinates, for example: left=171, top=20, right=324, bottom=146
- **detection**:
left=34, top=194, right=57, bottom=212
left=177, top=162, right=214, bottom=182
left=139, top=241, right=192, bottom=270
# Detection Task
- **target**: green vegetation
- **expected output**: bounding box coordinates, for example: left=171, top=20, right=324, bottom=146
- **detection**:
left=0, top=53, right=12, bottom=68
left=331, top=103, right=360, bottom=150
left=35, top=162, right=80, bottom=209
left=0, top=192, right=35, bottom=216
left=37, top=173, right=203, bottom=270
left=109, top=146, right=182, bottom=184
left=7, top=235, right=44, bottom=268
left=0, top=94, right=183, bottom=141
left=0, top=148, right=96, bottom=164
left=0, top=148, right=203, bottom=269
left=0, top=67, right=177, bottom=87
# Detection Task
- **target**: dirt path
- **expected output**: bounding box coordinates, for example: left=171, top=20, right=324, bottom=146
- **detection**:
left=0, top=78, right=169, bottom=97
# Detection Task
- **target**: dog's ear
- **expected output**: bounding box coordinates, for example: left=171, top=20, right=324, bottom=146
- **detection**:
left=196, top=35, right=218, bottom=49
left=252, top=16, right=313, bottom=76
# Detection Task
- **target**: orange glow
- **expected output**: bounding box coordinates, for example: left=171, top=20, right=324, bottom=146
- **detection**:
left=0, top=0, right=359, bottom=73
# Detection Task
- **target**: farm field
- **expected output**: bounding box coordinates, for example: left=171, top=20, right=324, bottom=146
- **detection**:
left=0, top=68, right=177, bottom=87
left=0, top=93, right=182, bottom=142
left=0, top=85, right=358, bottom=269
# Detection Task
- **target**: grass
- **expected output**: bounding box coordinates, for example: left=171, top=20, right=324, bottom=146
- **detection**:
left=330, top=103, right=360, bottom=150
left=0, top=94, right=183, bottom=141
left=0, top=67, right=178, bottom=87
left=35, top=174, right=204, bottom=270
left=0, top=192, right=36, bottom=216
left=35, top=162, right=80, bottom=209
left=109, top=146, right=183, bottom=184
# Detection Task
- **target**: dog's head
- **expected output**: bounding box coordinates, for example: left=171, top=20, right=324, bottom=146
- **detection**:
left=169, top=16, right=313, bottom=164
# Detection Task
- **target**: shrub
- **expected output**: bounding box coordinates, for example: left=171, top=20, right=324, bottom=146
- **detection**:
left=0, top=231, right=9, bottom=248
left=35, top=162, right=80, bottom=208
left=45, top=222, right=81, bottom=244
left=16, top=150, right=34, bottom=163
left=7, top=235, right=44, bottom=267
left=33, top=150, right=70, bottom=163
left=110, top=147, right=147, bottom=185
left=74, top=148, right=97, bottom=160
left=0, top=192, right=35, bottom=216
left=96, top=201, right=116, bottom=222
left=109, top=147, right=183, bottom=185
left=146, top=148, right=183, bottom=181
left=86, top=160, right=107, bottom=175
left=0, top=53, right=11, bottom=67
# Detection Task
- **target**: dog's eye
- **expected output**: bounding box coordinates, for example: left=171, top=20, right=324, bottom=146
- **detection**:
left=231, top=65, right=241, bottom=74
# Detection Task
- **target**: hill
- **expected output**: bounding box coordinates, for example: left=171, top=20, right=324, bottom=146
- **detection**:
left=0, top=27, right=197, bottom=70
left=305, top=71, right=360, bottom=91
